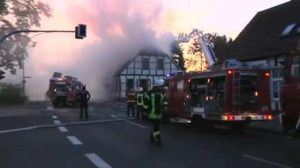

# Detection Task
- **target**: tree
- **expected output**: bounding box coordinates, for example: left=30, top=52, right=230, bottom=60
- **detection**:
left=185, top=32, right=234, bottom=72
left=0, top=0, right=51, bottom=74
left=170, top=41, right=185, bottom=71
left=205, top=33, right=234, bottom=63
left=186, top=36, right=208, bottom=72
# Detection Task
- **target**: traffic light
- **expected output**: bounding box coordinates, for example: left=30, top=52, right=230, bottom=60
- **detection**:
left=75, top=24, right=87, bottom=39
left=0, top=70, right=5, bottom=80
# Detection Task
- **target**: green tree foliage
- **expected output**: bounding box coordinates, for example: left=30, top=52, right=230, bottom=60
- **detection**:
left=205, top=33, right=234, bottom=63
left=0, top=0, right=51, bottom=74
left=171, top=41, right=185, bottom=71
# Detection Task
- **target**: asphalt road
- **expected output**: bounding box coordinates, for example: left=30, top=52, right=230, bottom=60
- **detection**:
left=0, top=102, right=299, bottom=168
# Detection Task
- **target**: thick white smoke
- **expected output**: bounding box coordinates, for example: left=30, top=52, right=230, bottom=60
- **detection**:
left=25, top=0, right=175, bottom=101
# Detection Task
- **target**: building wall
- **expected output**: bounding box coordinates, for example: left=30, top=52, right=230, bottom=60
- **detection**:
left=117, top=53, right=181, bottom=98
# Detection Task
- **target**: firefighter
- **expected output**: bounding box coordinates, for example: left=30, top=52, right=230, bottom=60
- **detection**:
left=127, top=88, right=136, bottom=117
left=145, top=79, right=168, bottom=146
left=136, top=87, right=144, bottom=120
left=78, top=85, right=91, bottom=120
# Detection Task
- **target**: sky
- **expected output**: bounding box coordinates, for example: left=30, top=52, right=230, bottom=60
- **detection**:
left=4, top=0, right=290, bottom=100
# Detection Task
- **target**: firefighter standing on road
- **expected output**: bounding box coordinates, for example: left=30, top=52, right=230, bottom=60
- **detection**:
left=144, top=79, right=168, bottom=146
left=127, top=88, right=136, bottom=117
left=78, top=86, right=91, bottom=120
left=136, top=87, right=144, bottom=120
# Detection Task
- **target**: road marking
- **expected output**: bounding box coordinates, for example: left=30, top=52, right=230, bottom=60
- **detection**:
left=47, top=106, right=54, bottom=111
left=243, top=154, right=292, bottom=168
left=67, top=136, right=83, bottom=145
left=0, top=118, right=134, bottom=134
left=53, top=120, right=61, bottom=125
left=58, top=126, right=68, bottom=132
left=85, top=153, right=112, bottom=168
left=52, top=115, right=58, bottom=119
left=126, top=121, right=148, bottom=129
left=0, top=126, right=36, bottom=134
left=110, top=114, right=127, bottom=118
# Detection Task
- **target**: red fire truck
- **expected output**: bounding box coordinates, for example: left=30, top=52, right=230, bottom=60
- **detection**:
left=279, top=24, right=300, bottom=134
left=166, top=64, right=273, bottom=130
left=280, top=51, right=300, bottom=133
left=47, top=72, right=83, bottom=106
left=167, top=29, right=273, bottom=130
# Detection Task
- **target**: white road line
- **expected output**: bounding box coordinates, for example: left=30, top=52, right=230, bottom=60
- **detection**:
left=58, top=126, right=68, bottom=132
left=67, top=136, right=83, bottom=145
left=47, top=106, right=54, bottom=111
left=52, top=115, right=58, bottom=119
left=53, top=120, right=61, bottom=125
left=0, top=126, right=36, bottom=134
left=126, top=121, right=148, bottom=129
left=110, top=114, right=127, bottom=118
left=85, top=153, right=112, bottom=168
left=243, top=154, right=292, bottom=168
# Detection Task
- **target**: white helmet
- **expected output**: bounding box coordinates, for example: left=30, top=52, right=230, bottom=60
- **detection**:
left=153, top=79, right=165, bottom=87
left=138, top=87, right=143, bottom=92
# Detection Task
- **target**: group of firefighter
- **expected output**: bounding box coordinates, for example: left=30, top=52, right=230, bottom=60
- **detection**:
left=127, top=80, right=168, bottom=146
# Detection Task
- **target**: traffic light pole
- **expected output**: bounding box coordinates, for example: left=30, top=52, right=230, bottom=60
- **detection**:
left=0, top=25, right=86, bottom=98
left=0, top=30, right=75, bottom=43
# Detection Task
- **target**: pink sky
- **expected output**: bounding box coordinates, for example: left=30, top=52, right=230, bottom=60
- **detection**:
left=7, top=0, right=290, bottom=100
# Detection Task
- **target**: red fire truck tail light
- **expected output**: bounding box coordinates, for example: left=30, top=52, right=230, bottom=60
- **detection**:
left=224, top=116, right=228, bottom=120
left=268, top=115, right=273, bottom=120
left=224, top=115, right=235, bottom=121
left=227, top=70, right=233, bottom=75
left=263, top=115, right=272, bottom=120
left=264, top=72, right=270, bottom=77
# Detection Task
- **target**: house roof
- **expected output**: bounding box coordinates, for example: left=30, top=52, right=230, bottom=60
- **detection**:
left=231, top=0, right=300, bottom=61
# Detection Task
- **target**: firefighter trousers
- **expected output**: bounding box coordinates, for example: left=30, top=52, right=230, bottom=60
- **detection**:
left=150, top=119, right=161, bottom=146
left=127, top=103, right=135, bottom=117
left=136, top=105, right=144, bottom=119
left=80, top=102, right=89, bottom=120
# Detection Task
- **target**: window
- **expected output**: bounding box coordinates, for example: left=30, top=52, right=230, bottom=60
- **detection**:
left=291, top=55, right=300, bottom=79
left=126, top=79, right=134, bottom=91
left=272, top=80, right=283, bottom=99
left=157, top=58, right=164, bottom=70
left=272, top=68, right=283, bottom=78
left=142, top=58, right=149, bottom=70
left=176, top=80, right=184, bottom=90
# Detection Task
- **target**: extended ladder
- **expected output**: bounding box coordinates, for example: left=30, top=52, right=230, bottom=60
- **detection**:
left=232, top=70, right=241, bottom=113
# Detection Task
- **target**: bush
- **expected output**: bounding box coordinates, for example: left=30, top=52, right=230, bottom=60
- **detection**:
left=0, top=83, right=27, bottom=105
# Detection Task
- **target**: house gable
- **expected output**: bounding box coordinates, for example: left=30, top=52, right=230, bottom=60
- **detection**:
left=231, top=0, right=300, bottom=61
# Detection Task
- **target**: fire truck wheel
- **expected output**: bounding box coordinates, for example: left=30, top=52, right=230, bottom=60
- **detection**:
left=230, top=123, right=246, bottom=133
left=191, top=115, right=200, bottom=127
left=162, top=113, right=171, bottom=123
left=281, top=115, right=291, bottom=135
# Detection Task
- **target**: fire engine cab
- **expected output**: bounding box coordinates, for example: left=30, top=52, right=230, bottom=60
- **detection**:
left=47, top=72, right=83, bottom=106
left=166, top=63, right=273, bottom=129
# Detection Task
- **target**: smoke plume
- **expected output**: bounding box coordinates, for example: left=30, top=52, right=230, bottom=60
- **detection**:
left=25, top=0, right=175, bottom=101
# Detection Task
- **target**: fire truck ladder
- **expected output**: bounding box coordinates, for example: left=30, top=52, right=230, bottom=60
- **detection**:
left=233, top=70, right=241, bottom=113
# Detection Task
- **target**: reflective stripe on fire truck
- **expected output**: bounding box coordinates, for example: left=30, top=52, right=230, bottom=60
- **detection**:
left=296, top=115, right=300, bottom=130
left=279, top=113, right=283, bottom=127
left=221, top=114, right=272, bottom=121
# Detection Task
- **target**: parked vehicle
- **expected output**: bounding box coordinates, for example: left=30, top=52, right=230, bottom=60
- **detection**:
left=166, top=63, right=273, bottom=130
left=280, top=50, right=300, bottom=133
